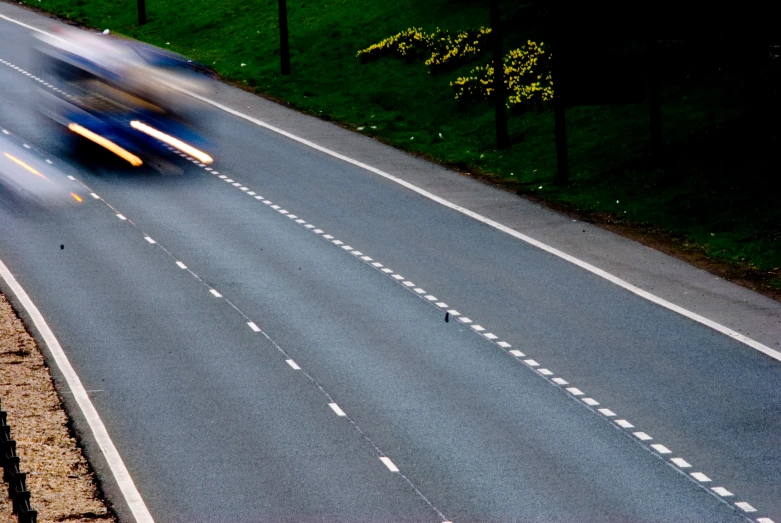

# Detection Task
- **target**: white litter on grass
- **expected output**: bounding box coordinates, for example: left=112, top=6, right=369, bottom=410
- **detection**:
left=357, top=127, right=364, bottom=131
left=102, top=29, right=109, bottom=34
left=241, top=63, right=246, bottom=67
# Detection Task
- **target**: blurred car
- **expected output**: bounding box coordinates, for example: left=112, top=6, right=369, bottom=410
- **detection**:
left=32, top=27, right=216, bottom=169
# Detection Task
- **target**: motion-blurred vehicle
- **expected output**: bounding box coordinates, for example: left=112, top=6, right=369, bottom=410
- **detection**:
left=32, top=27, right=216, bottom=169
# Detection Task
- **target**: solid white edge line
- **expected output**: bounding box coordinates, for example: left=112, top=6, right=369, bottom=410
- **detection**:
left=0, top=256, right=154, bottom=522
left=153, top=77, right=780, bottom=363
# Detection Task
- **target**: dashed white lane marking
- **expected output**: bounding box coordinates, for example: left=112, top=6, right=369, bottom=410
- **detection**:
left=470, top=324, right=484, bottom=331
left=381, top=268, right=393, bottom=274
left=537, top=368, right=554, bottom=376
left=144, top=236, right=156, bottom=244
left=329, top=403, right=347, bottom=416
left=509, top=350, right=525, bottom=358
left=651, top=444, right=672, bottom=454
left=598, top=408, right=616, bottom=416
left=116, top=214, right=126, bottom=220
left=380, top=457, right=400, bottom=472
left=523, top=359, right=539, bottom=367
left=567, top=387, right=584, bottom=396
left=459, top=317, right=472, bottom=323
left=582, top=398, right=599, bottom=406
left=615, top=419, right=634, bottom=429
left=0, top=257, right=154, bottom=523
left=247, top=321, right=261, bottom=332
left=22, top=143, right=30, bottom=148
left=633, top=432, right=652, bottom=441
left=286, top=359, right=301, bottom=370
left=551, top=377, right=568, bottom=385
left=690, top=472, right=711, bottom=482
left=67, top=175, right=76, bottom=180
left=713, top=487, right=733, bottom=497
left=209, top=289, right=222, bottom=298
left=90, top=192, right=100, bottom=199
left=176, top=261, right=187, bottom=269
left=735, top=502, right=757, bottom=513
left=671, top=457, right=692, bottom=468
left=757, top=518, right=775, bottom=523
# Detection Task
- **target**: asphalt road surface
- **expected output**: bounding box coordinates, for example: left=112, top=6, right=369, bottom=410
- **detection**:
left=1, top=8, right=779, bottom=523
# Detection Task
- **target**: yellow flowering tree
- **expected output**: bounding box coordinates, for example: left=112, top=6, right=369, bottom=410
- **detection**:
left=357, top=27, right=492, bottom=71
left=452, top=41, right=554, bottom=110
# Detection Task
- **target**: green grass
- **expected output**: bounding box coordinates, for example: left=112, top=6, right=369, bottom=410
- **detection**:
left=26, top=0, right=781, bottom=289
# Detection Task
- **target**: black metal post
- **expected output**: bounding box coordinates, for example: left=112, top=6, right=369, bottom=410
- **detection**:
left=490, top=0, right=509, bottom=149
left=278, top=0, right=291, bottom=75
left=137, top=0, right=146, bottom=26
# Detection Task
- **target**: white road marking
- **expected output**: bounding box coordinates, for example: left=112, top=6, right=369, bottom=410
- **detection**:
left=484, top=332, right=497, bottom=339
left=582, top=398, right=599, bottom=406
left=392, top=275, right=404, bottom=280
left=297, top=219, right=307, bottom=224
left=552, top=377, right=568, bottom=385
left=116, top=214, right=126, bottom=220
left=314, top=229, right=324, bottom=234
left=361, top=255, right=372, bottom=260
left=690, top=472, right=711, bottom=482
left=334, top=241, right=345, bottom=246
left=248, top=191, right=256, bottom=195
left=459, top=317, right=471, bottom=323
left=144, top=236, right=156, bottom=244
left=524, top=359, right=539, bottom=367
left=263, top=200, right=272, bottom=205
left=424, top=295, right=437, bottom=301
left=209, top=289, right=222, bottom=298
left=247, top=322, right=261, bottom=332
left=414, top=288, right=426, bottom=294
left=757, top=518, right=775, bottom=523
left=329, top=403, right=347, bottom=416
left=509, top=350, right=525, bottom=357
left=670, top=458, right=691, bottom=468
left=240, top=187, right=249, bottom=192
left=381, top=268, right=393, bottom=273
left=219, top=175, right=227, bottom=179
left=176, top=261, right=187, bottom=269
left=712, top=487, right=733, bottom=497
left=90, top=192, right=100, bottom=199
left=633, top=432, right=652, bottom=441
left=144, top=74, right=781, bottom=362
left=323, top=234, right=334, bottom=239
left=271, top=204, right=280, bottom=209
left=651, top=444, right=672, bottom=454
left=0, top=256, right=154, bottom=523
left=735, top=502, right=756, bottom=513
left=497, top=341, right=510, bottom=348
left=471, top=324, right=484, bottom=331
left=286, top=359, right=301, bottom=370
left=22, top=143, right=30, bottom=148
left=567, top=387, right=584, bottom=396
left=538, top=368, right=554, bottom=376
left=598, top=408, right=616, bottom=416
left=436, top=302, right=449, bottom=308
left=615, top=419, right=634, bottom=429
left=380, top=457, right=399, bottom=472
left=225, top=179, right=234, bottom=183
left=255, top=195, right=263, bottom=200
left=447, top=310, right=460, bottom=316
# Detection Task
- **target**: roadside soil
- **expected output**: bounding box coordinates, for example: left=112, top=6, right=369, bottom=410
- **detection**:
left=0, top=294, right=113, bottom=522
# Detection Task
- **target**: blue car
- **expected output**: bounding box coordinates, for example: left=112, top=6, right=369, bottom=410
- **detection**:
left=33, top=27, right=216, bottom=169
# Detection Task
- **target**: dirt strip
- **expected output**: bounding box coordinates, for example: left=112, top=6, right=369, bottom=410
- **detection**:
left=0, top=294, right=113, bottom=522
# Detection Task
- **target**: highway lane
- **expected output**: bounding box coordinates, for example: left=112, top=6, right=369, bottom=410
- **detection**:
left=1, top=9, right=780, bottom=522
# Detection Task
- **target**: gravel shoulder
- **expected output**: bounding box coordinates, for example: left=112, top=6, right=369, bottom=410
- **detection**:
left=0, top=294, right=112, bottom=523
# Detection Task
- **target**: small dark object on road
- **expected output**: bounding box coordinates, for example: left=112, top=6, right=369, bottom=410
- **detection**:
left=445, top=312, right=449, bottom=323
left=60, top=244, right=64, bottom=249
